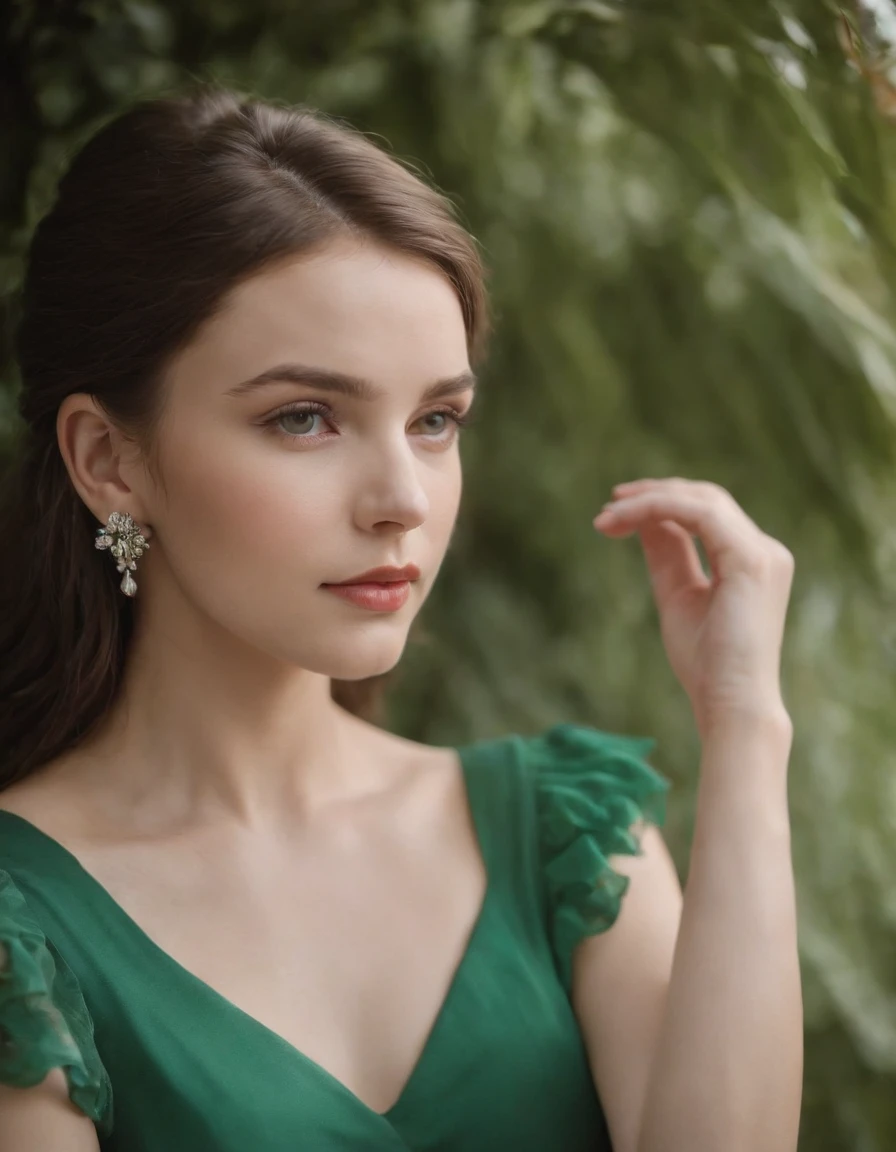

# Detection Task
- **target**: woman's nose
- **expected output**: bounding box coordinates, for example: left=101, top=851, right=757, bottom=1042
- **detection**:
left=352, top=446, right=430, bottom=533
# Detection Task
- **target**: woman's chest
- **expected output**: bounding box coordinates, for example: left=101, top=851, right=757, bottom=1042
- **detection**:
left=1, top=771, right=610, bottom=1152
left=88, top=865, right=606, bottom=1152
left=57, top=801, right=489, bottom=1115
left=97, top=916, right=606, bottom=1152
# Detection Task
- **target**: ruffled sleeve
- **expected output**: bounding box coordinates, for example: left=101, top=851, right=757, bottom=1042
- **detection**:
left=527, top=723, right=671, bottom=991
left=0, top=870, right=113, bottom=1136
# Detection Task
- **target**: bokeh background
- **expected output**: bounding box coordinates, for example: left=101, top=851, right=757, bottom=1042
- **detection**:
left=3, top=1, right=896, bottom=1147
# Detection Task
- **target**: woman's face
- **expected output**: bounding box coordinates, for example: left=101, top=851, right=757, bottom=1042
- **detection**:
left=128, top=238, right=475, bottom=680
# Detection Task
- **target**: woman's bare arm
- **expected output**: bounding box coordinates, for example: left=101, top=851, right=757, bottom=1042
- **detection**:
left=574, top=711, right=801, bottom=1152
left=0, top=1068, right=101, bottom=1151
left=571, top=823, right=682, bottom=1152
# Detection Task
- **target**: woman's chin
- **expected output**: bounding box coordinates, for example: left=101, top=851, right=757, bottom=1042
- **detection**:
left=301, top=636, right=410, bottom=682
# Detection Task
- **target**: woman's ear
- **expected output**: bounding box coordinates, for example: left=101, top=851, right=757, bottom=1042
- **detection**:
left=56, top=393, right=152, bottom=530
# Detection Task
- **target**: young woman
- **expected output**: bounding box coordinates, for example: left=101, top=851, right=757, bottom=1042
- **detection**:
left=0, top=88, right=802, bottom=1151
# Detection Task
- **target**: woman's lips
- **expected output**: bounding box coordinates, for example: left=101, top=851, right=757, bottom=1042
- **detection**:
left=321, top=581, right=411, bottom=612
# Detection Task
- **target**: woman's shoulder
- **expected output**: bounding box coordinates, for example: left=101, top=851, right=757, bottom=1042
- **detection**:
left=0, top=779, right=64, bottom=829
left=0, top=850, right=115, bottom=1137
left=0, top=748, right=93, bottom=841
left=0, top=739, right=137, bottom=869
left=451, top=721, right=672, bottom=984
left=378, top=719, right=671, bottom=831
left=449, top=720, right=670, bottom=809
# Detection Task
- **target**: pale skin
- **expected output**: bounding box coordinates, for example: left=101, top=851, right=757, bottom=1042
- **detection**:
left=0, top=237, right=802, bottom=1152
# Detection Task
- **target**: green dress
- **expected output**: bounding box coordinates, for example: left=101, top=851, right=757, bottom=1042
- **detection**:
left=0, top=723, right=669, bottom=1150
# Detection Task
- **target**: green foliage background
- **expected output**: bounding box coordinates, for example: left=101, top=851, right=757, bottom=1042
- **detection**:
left=3, top=1, right=896, bottom=1147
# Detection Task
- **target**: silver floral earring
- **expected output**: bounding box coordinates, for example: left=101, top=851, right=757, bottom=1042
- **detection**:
left=95, top=512, right=151, bottom=598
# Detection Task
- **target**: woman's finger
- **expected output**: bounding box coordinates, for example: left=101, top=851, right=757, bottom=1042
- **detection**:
left=594, top=481, right=762, bottom=579
left=634, top=519, right=710, bottom=602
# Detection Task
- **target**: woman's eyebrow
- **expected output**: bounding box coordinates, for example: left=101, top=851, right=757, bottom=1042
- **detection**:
left=226, top=364, right=477, bottom=403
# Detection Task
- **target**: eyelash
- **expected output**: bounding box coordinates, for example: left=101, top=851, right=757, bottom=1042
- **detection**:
left=262, top=401, right=477, bottom=445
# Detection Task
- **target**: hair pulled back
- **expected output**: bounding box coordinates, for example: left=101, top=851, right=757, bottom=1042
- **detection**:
left=0, top=87, right=489, bottom=788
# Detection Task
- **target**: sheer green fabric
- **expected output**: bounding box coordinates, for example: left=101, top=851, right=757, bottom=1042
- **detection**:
left=529, top=724, right=670, bottom=991
left=0, top=872, right=114, bottom=1135
left=0, top=723, right=668, bottom=1149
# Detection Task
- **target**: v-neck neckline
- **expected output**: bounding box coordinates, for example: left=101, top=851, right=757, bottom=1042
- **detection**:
left=0, top=735, right=502, bottom=1124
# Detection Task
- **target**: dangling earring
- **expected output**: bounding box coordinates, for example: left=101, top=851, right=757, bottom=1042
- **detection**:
left=95, top=512, right=151, bottom=598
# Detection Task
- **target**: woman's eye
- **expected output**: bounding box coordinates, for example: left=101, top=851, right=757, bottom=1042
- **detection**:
left=278, top=408, right=323, bottom=436
left=264, top=402, right=474, bottom=445
left=417, top=408, right=475, bottom=438
left=264, top=403, right=333, bottom=440
left=420, top=412, right=450, bottom=433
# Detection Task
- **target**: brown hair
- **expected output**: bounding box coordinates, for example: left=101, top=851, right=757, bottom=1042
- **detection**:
left=0, top=87, right=489, bottom=789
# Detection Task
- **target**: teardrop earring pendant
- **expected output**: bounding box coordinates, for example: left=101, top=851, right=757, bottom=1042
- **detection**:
left=95, top=511, right=150, bottom=597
